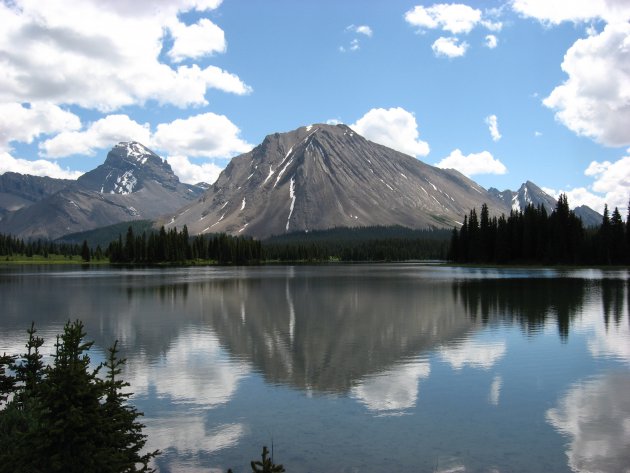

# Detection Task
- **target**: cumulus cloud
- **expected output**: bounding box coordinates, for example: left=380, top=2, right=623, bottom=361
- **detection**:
left=0, top=151, right=83, bottom=179
left=0, top=102, right=81, bottom=152
left=542, top=23, right=630, bottom=147
left=404, top=3, right=482, bottom=34
left=351, top=107, right=430, bottom=157
left=40, top=115, right=152, bottom=158
left=165, top=156, right=224, bottom=185
left=405, top=3, right=501, bottom=57
left=153, top=112, right=252, bottom=158
left=436, top=149, right=507, bottom=176
left=168, top=18, right=226, bottom=63
left=37, top=112, right=251, bottom=184
left=485, top=114, right=502, bottom=141
left=0, top=0, right=251, bottom=112
left=484, top=34, right=498, bottom=48
left=512, top=0, right=630, bottom=25
left=432, top=36, right=469, bottom=57
left=544, top=187, right=606, bottom=214
left=542, top=152, right=630, bottom=213
left=584, top=155, right=630, bottom=210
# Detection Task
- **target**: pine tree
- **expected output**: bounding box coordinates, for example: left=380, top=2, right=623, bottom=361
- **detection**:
left=0, top=354, right=15, bottom=407
left=251, top=446, right=285, bottom=473
left=81, top=240, right=91, bottom=262
left=0, top=321, right=160, bottom=473
left=100, top=341, right=158, bottom=473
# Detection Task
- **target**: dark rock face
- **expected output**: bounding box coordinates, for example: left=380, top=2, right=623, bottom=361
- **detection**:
left=164, top=124, right=510, bottom=238
left=0, top=142, right=203, bottom=240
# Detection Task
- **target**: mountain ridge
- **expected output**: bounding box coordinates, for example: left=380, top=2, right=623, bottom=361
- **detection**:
left=0, top=126, right=605, bottom=240
left=162, top=123, right=511, bottom=238
left=0, top=142, right=204, bottom=240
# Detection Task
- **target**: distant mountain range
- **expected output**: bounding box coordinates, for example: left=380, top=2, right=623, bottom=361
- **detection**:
left=488, top=181, right=601, bottom=227
left=0, top=125, right=603, bottom=240
left=0, top=142, right=205, bottom=240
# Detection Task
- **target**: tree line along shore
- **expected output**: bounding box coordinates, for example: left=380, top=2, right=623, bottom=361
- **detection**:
left=1, top=194, right=628, bottom=266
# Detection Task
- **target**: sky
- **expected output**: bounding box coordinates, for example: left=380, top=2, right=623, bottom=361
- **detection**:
left=1, top=0, right=629, bottom=214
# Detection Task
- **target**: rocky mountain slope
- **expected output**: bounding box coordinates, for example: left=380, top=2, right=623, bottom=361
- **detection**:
left=0, top=142, right=204, bottom=240
left=488, top=180, right=602, bottom=227
left=0, top=172, right=72, bottom=220
left=163, top=124, right=510, bottom=238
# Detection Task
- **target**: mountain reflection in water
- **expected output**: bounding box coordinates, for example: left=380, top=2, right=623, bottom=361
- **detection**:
left=0, top=265, right=628, bottom=473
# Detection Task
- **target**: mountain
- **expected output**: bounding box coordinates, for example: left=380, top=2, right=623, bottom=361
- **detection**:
left=0, top=172, right=72, bottom=220
left=488, top=180, right=602, bottom=227
left=488, top=181, right=557, bottom=213
left=574, top=205, right=603, bottom=228
left=163, top=124, right=510, bottom=238
left=0, top=142, right=204, bottom=240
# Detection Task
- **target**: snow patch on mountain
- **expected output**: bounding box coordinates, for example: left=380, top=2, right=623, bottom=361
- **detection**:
left=113, top=171, right=137, bottom=194
left=286, top=176, right=296, bottom=231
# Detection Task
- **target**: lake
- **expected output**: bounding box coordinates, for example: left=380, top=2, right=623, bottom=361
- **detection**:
left=1, top=264, right=629, bottom=472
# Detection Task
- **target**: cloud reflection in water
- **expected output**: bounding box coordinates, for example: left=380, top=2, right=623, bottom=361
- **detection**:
left=547, top=372, right=630, bottom=473
left=351, top=359, right=431, bottom=414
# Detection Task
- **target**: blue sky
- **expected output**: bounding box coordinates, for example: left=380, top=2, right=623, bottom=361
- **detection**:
left=1, top=0, right=629, bottom=213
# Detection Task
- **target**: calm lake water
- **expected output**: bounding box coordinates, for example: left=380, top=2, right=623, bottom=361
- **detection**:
left=1, top=264, right=629, bottom=473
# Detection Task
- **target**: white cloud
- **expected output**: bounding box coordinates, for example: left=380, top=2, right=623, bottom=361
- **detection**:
left=584, top=155, right=630, bottom=210
left=436, top=149, right=508, bottom=176
left=512, top=0, right=630, bottom=25
left=485, top=114, right=502, bottom=141
left=351, top=107, right=430, bottom=157
left=542, top=152, right=630, bottom=213
left=326, top=118, right=342, bottom=126
left=40, top=115, right=152, bottom=158
left=0, top=0, right=251, bottom=112
left=168, top=18, right=226, bottom=63
left=40, top=111, right=249, bottom=160
left=341, top=24, right=372, bottom=52
left=0, top=151, right=83, bottom=179
left=0, top=102, right=81, bottom=151
left=404, top=4, right=482, bottom=34
left=153, top=112, right=252, bottom=158
left=165, top=155, right=223, bottom=185
left=432, top=36, right=469, bottom=58
left=347, top=24, right=373, bottom=37
left=543, top=187, right=606, bottom=213
left=543, top=22, right=630, bottom=147
left=484, top=34, right=498, bottom=48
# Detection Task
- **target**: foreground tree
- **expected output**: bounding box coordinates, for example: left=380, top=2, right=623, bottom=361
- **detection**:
left=0, top=320, right=158, bottom=473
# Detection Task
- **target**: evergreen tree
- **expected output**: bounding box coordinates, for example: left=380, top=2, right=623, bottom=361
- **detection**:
left=81, top=240, right=91, bottom=262
left=0, top=321, right=159, bottom=473
left=100, top=341, right=158, bottom=473
left=250, top=446, right=285, bottom=473
left=610, top=207, right=625, bottom=264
